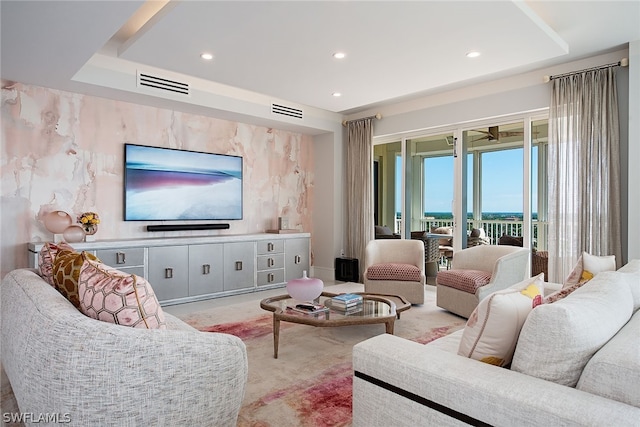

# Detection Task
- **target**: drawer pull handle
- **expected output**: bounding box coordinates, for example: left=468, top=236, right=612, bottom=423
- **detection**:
left=116, top=252, right=126, bottom=264
left=268, top=258, right=274, bottom=268
left=165, top=267, right=173, bottom=279
left=268, top=242, right=274, bottom=252
left=203, top=264, right=211, bottom=275
left=235, top=261, right=243, bottom=271
left=294, top=255, right=301, bottom=264
left=268, top=273, right=274, bottom=283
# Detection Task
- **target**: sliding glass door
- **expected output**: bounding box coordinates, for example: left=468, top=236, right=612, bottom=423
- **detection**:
left=373, top=113, right=547, bottom=258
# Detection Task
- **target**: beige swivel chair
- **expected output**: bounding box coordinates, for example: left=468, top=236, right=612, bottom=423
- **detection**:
left=436, top=245, right=530, bottom=318
left=363, top=239, right=426, bottom=304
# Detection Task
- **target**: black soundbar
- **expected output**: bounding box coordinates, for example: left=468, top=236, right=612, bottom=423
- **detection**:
left=146, top=224, right=230, bottom=232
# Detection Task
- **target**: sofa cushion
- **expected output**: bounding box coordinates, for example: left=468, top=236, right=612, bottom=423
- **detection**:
left=436, top=269, right=491, bottom=294
left=38, top=241, right=75, bottom=286
left=458, top=274, right=544, bottom=367
left=544, top=280, right=587, bottom=304
left=366, top=263, right=421, bottom=282
left=511, top=272, right=634, bottom=387
left=577, top=310, right=640, bottom=408
left=78, top=256, right=166, bottom=329
left=52, top=249, right=100, bottom=308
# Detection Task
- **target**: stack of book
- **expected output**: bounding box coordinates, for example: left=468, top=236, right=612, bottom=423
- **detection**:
left=330, top=293, right=363, bottom=314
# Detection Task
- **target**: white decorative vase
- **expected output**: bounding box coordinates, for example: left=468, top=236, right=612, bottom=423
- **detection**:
left=286, top=270, right=323, bottom=302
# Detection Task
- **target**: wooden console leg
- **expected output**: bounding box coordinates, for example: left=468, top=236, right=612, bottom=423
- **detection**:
left=385, top=319, right=395, bottom=335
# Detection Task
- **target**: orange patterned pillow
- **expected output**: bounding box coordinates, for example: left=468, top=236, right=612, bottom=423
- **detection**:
left=78, top=257, right=166, bottom=329
left=52, top=249, right=100, bottom=308
left=38, top=242, right=75, bottom=286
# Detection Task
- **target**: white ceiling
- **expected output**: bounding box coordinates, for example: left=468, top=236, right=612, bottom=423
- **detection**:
left=2, top=0, right=639, bottom=117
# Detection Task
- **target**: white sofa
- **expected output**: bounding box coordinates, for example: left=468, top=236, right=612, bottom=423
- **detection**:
left=353, top=260, right=640, bottom=426
left=1, top=268, right=248, bottom=426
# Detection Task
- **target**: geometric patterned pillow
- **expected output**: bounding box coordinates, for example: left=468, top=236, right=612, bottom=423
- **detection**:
left=457, top=273, right=545, bottom=367
left=52, top=249, right=100, bottom=308
left=78, top=257, right=166, bottom=329
left=38, top=241, right=75, bottom=286
left=366, top=263, right=422, bottom=282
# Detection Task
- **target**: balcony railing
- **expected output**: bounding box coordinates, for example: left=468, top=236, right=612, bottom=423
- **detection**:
left=395, top=217, right=548, bottom=250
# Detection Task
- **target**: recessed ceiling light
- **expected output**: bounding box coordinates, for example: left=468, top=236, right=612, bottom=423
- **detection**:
left=332, top=92, right=342, bottom=97
left=333, top=52, right=346, bottom=59
left=466, top=51, right=481, bottom=58
left=200, top=52, right=214, bottom=60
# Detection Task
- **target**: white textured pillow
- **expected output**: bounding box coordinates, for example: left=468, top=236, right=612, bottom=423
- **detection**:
left=582, top=252, right=616, bottom=275
left=512, top=273, right=633, bottom=387
left=457, top=273, right=544, bottom=367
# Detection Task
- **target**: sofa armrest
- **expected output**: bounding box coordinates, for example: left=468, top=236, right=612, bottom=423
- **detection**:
left=353, top=334, right=640, bottom=427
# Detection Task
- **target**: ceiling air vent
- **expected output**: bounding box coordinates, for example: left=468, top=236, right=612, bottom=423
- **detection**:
left=271, top=103, right=303, bottom=120
left=137, top=72, right=190, bottom=96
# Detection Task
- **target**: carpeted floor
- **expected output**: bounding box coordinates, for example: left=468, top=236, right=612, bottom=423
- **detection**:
left=177, top=283, right=465, bottom=427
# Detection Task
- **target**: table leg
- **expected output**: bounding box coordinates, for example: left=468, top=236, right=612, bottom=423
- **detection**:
left=273, top=316, right=280, bottom=359
left=385, top=319, right=395, bottom=335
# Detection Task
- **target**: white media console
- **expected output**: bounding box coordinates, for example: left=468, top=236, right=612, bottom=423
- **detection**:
left=28, top=233, right=310, bottom=305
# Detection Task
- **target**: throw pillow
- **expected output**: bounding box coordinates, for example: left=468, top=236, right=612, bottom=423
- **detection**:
left=457, top=273, right=544, bottom=367
left=78, top=256, right=167, bottom=329
left=38, top=241, right=75, bottom=286
left=582, top=252, right=616, bottom=275
left=564, top=252, right=616, bottom=288
left=511, top=273, right=633, bottom=387
left=52, top=249, right=100, bottom=308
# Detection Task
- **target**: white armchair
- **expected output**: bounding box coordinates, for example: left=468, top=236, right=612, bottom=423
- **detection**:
left=363, top=239, right=426, bottom=304
left=436, top=245, right=530, bottom=317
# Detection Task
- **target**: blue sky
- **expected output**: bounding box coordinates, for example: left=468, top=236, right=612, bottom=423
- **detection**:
left=396, top=147, right=538, bottom=214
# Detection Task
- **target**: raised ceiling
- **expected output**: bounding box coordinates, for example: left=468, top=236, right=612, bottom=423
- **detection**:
left=1, top=1, right=639, bottom=118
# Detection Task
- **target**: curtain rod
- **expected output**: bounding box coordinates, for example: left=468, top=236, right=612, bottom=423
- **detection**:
left=342, top=113, right=382, bottom=127
left=543, top=58, right=628, bottom=82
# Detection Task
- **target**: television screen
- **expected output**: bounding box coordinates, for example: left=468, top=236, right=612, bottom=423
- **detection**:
left=124, top=144, right=243, bottom=221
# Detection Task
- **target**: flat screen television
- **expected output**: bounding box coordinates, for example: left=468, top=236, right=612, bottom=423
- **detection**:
left=124, top=144, right=243, bottom=221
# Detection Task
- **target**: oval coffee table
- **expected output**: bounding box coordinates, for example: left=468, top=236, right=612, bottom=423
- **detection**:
left=260, top=292, right=410, bottom=358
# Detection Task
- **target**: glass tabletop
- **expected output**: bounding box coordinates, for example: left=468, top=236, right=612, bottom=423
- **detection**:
left=261, top=292, right=396, bottom=321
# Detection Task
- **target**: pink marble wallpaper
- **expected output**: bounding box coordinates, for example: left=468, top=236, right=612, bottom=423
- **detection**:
left=0, top=81, right=314, bottom=277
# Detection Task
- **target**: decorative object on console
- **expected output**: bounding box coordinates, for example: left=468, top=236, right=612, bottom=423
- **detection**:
left=62, top=224, right=86, bottom=243
left=278, top=216, right=289, bottom=230
left=286, top=270, right=323, bottom=302
left=78, top=211, right=100, bottom=236
left=43, top=210, right=73, bottom=242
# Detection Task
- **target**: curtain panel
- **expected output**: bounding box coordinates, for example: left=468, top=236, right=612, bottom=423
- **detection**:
left=548, top=67, right=622, bottom=282
left=345, top=119, right=374, bottom=276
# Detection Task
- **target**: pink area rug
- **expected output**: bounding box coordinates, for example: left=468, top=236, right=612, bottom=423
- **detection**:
left=178, top=283, right=465, bottom=427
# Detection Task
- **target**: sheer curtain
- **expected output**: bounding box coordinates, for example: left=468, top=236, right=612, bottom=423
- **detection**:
left=345, top=118, right=374, bottom=277
left=548, top=67, right=622, bottom=282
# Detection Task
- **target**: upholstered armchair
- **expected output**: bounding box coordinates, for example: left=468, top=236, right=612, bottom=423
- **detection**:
left=363, top=239, right=426, bottom=304
left=436, top=245, right=530, bottom=318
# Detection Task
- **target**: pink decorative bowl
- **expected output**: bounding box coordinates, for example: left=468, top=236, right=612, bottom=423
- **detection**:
left=286, top=270, right=323, bottom=302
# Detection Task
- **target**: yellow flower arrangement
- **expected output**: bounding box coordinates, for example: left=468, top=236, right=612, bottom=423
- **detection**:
left=78, top=212, right=100, bottom=234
